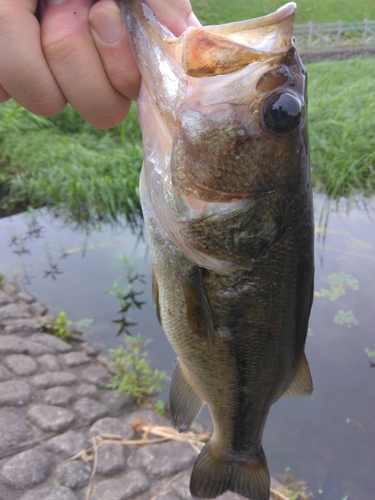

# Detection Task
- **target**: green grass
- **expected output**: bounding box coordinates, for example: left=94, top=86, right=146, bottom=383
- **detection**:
left=308, top=57, right=375, bottom=197
left=191, top=0, right=375, bottom=24
left=0, top=101, right=142, bottom=225
left=1, top=57, right=374, bottom=223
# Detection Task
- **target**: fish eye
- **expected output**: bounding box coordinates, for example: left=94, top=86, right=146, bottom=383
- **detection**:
left=263, top=92, right=303, bottom=135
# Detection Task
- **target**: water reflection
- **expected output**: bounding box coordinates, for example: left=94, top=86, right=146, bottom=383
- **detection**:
left=0, top=196, right=374, bottom=499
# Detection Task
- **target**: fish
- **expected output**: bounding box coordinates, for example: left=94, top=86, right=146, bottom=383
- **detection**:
left=119, top=1, right=314, bottom=499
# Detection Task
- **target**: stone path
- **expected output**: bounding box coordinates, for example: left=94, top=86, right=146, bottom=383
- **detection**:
left=0, top=275, right=280, bottom=500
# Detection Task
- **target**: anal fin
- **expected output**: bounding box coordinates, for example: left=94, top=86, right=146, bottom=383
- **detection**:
left=170, top=360, right=204, bottom=432
left=190, top=441, right=270, bottom=500
left=182, top=267, right=214, bottom=355
left=284, top=352, right=313, bottom=397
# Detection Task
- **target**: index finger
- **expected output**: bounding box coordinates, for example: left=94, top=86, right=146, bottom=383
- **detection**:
left=0, top=0, right=66, bottom=115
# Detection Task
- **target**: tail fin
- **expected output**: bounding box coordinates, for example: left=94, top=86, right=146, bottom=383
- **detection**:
left=190, top=441, right=270, bottom=500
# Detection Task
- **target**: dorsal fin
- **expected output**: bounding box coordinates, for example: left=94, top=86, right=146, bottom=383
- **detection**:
left=284, top=352, right=313, bottom=397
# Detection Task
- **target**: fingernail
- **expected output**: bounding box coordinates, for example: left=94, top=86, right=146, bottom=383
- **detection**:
left=90, top=8, right=124, bottom=45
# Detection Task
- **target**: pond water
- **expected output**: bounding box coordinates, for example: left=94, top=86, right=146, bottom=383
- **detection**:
left=0, top=195, right=374, bottom=500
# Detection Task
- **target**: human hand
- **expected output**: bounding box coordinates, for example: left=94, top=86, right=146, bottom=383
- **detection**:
left=0, top=0, right=200, bottom=129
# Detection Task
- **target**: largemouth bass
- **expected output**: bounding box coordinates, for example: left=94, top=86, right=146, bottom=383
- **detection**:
left=120, top=1, right=314, bottom=499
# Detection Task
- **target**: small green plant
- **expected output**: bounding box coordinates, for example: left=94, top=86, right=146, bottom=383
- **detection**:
left=39, top=311, right=73, bottom=341
left=154, top=399, right=167, bottom=416
left=334, top=310, right=358, bottom=328
left=108, top=334, right=169, bottom=404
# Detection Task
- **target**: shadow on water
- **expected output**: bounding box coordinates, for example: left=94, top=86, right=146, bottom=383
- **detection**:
left=0, top=194, right=374, bottom=499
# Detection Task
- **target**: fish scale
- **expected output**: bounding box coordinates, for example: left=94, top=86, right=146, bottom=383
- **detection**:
left=120, top=1, right=314, bottom=499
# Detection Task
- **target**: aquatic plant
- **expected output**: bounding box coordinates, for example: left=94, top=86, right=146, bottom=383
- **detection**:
left=334, top=309, right=359, bottom=328
left=108, top=334, right=169, bottom=404
left=107, top=255, right=146, bottom=336
left=364, top=345, right=375, bottom=366
left=315, top=272, right=359, bottom=301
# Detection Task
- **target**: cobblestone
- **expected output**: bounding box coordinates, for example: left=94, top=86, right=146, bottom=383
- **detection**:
left=90, top=471, right=150, bottom=500
left=81, top=342, right=102, bottom=357
left=80, top=365, right=112, bottom=388
left=54, top=461, right=91, bottom=489
left=0, top=291, right=13, bottom=306
left=0, top=336, right=55, bottom=355
left=4, top=354, right=38, bottom=376
left=88, top=417, right=135, bottom=440
left=27, top=404, right=75, bottom=432
left=129, top=441, right=196, bottom=478
left=0, top=365, right=12, bottom=382
left=19, top=486, right=79, bottom=500
left=31, top=371, right=78, bottom=388
left=100, top=389, right=132, bottom=412
left=44, top=430, right=88, bottom=459
left=30, top=333, right=72, bottom=353
left=61, top=351, right=91, bottom=367
left=37, top=353, right=62, bottom=372
left=43, top=386, right=75, bottom=406
left=0, top=380, right=32, bottom=406
left=97, top=443, right=128, bottom=476
left=2, top=318, right=39, bottom=336
left=28, top=302, right=48, bottom=316
left=73, top=397, right=110, bottom=424
left=15, top=291, right=36, bottom=304
left=0, top=409, right=40, bottom=459
left=75, top=383, right=99, bottom=398
left=0, top=447, right=53, bottom=489
left=0, top=303, right=31, bottom=321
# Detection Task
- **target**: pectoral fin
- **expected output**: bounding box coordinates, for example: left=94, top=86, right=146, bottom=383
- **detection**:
left=182, top=267, right=215, bottom=355
left=284, top=353, right=313, bottom=397
left=152, top=266, right=162, bottom=325
left=170, top=360, right=204, bottom=432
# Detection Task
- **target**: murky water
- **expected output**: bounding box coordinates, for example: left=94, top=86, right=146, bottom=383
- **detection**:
left=0, top=195, right=374, bottom=500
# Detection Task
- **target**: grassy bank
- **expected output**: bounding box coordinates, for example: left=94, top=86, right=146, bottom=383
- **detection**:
left=1, top=57, right=374, bottom=223
left=0, top=102, right=142, bottom=225
left=191, top=0, right=375, bottom=24
left=308, top=57, right=375, bottom=197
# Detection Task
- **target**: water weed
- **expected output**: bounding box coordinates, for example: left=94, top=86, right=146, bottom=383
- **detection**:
left=334, top=309, right=359, bottom=327
left=107, top=255, right=146, bottom=336
left=314, top=272, right=359, bottom=301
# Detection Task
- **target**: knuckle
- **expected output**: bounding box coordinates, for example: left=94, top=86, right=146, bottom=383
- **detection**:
left=42, top=28, right=81, bottom=65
